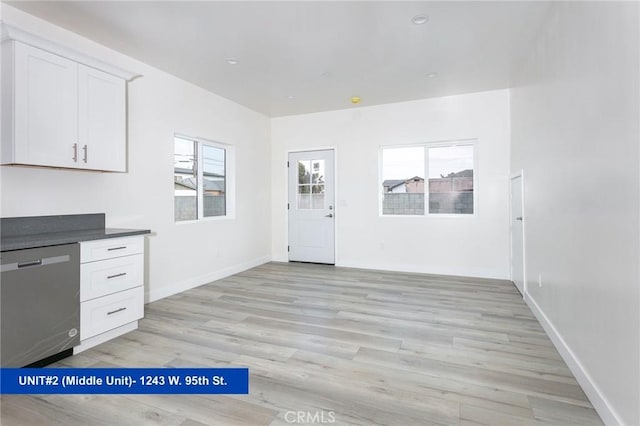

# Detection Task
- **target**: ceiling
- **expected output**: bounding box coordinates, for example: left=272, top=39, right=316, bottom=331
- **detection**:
left=5, top=1, right=551, bottom=117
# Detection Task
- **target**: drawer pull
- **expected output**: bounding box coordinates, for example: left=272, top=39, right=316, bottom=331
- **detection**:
left=107, top=307, right=127, bottom=315
left=18, top=259, right=42, bottom=268
left=107, top=246, right=127, bottom=251
left=107, top=272, right=127, bottom=279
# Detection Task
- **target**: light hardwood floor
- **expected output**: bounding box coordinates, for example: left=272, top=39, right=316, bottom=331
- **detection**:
left=1, top=262, right=603, bottom=425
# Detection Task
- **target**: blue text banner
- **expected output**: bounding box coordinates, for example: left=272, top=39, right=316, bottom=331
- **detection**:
left=0, top=368, right=249, bottom=394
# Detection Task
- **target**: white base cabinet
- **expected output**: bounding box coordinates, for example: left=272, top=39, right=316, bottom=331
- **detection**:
left=75, top=236, right=145, bottom=354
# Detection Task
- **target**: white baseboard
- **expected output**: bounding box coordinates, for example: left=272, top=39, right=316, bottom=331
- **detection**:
left=524, top=292, right=623, bottom=426
left=335, top=260, right=509, bottom=281
left=146, top=255, right=271, bottom=303
left=271, top=253, right=508, bottom=281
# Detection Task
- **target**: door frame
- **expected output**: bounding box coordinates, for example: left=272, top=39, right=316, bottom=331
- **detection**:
left=510, top=170, right=526, bottom=297
left=286, top=146, right=338, bottom=264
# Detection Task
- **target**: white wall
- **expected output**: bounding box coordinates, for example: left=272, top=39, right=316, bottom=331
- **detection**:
left=271, top=90, right=511, bottom=279
left=0, top=5, right=272, bottom=302
left=510, top=2, right=639, bottom=425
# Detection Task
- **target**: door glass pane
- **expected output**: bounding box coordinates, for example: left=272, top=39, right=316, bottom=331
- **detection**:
left=381, top=146, right=425, bottom=215
left=428, top=144, right=474, bottom=214
left=174, top=137, right=197, bottom=221
left=312, top=184, right=325, bottom=209
left=297, top=159, right=326, bottom=209
left=297, top=184, right=311, bottom=209
left=203, top=144, right=226, bottom=217
left=298, top=161, right=311, bottom=184
left=311, top=160, right=325, bottom=209
left=311, top=160, right=325, bottom=184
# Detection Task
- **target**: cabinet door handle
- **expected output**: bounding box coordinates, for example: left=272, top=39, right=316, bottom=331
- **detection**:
left=107, top=272, right=127, bottom=279
left=72, top=143, right=78, bottom=162
left=82, top=145, right=88, bottom=163
left=107, top=246, right=127, bottom=251
left=107, top=307, right=127, bottom=315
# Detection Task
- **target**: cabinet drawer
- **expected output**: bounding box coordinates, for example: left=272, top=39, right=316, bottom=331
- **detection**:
left=80, top=286, right=143, bottom=340
left=80, top=254, right=143, bottom=301
left=81, top=236, right=144, bottom=263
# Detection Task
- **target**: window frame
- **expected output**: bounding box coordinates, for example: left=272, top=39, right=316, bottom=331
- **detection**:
left=379, top=139, right=478, bottom=218
left=174, top=133, right=235, bottom=223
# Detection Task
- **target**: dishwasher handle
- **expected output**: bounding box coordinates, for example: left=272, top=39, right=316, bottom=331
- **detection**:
left=18, top=259, right=43, bottom=268
left=1, top=255, right=70, bottom=273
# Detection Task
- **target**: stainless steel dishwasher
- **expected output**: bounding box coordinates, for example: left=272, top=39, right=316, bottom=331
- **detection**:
left=1, top=243, right=80, bottom=367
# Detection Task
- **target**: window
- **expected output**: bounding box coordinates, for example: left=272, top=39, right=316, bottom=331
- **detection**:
left=202, top=144, right=226, bottom=218
left=174, top=137, right=197, bottom=221
left=381, top=146, right=425, bottom=215
left=428, top=144, right=474, bottom=214
left=380, top=141, right=475, bottom=216
left=174, top=135, right=233, bottom=222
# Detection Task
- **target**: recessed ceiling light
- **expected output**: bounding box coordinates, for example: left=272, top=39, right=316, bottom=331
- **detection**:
left=225, top=57, right=238, bottom=65
left=351, top=96, right=361, bottom=104
left=411, top=14, right=429, bottom=25
left=426, top=72, right=438, bottom=78
left=286, top=95, right=295, bottom=100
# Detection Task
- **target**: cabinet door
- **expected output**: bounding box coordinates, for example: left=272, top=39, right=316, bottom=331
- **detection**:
left=78, top=65, right=126, bottom=172
left=13, top=43, right=79, bottom=168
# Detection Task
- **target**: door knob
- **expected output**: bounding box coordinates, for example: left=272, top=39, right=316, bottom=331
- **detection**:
left=515, top=216, right=523, bottom=221
left=325, top=214, right=333, bottom=218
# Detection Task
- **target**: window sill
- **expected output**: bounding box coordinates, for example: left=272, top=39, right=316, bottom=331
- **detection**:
left=175, top=215, right=235, bottom=224
left=378, top=213, right=476, bottom=219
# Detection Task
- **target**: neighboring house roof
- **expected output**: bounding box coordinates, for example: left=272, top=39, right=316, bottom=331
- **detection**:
left=442, top=169, right=473, bottom=178
left=175, top=181, right=193, bottom=191
left=382, top=179, right=407, bottom=190
left=175, top=177, right=196, bottom=190
left=383, top=177, right=424, bottom=189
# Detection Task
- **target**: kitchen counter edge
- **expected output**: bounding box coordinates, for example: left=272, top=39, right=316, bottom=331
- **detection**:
left=1, top=228, right=151, bottom=252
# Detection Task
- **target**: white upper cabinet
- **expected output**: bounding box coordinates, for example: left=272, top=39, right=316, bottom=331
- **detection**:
left=1, top=24, right=137, bottom=172
left=78, top=65, right=126, bottom=172
left=10, top=42, right=80, bottom=169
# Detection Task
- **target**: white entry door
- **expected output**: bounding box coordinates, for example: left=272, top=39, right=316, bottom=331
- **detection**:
left=510, top=174, right=525, bottom=295
left=288, top=150, right=335, bottom=264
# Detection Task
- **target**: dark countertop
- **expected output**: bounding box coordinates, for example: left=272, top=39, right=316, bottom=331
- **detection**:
left=1, top=228, right=150, bottom=252
left=0, top=214, right=150, bottom=252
